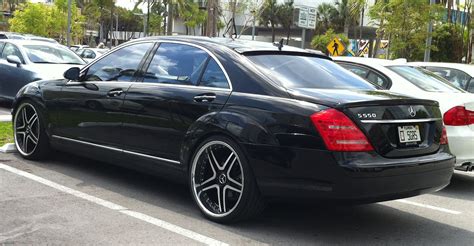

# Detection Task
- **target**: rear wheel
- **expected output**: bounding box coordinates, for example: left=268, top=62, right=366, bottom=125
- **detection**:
left=189, top=136, right=265, bottom=223
left=13, top=100, right=51, bottom=160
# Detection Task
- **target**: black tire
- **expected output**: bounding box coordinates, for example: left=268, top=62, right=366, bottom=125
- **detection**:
left=189, top=135, right=265, bottom=223
left=13, top=99, right=51, bottom=160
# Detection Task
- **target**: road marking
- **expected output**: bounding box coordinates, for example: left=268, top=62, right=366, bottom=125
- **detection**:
left=396, top=199, right=461, bottom=215
left=0, top=163, right=228, bottom=246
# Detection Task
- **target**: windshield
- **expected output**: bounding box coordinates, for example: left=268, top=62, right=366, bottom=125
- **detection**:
left=247, top=54, right=376, bottom=90
left=23, top=45, right=85, bottom=65
left=388, top=66, right=464, bottom=93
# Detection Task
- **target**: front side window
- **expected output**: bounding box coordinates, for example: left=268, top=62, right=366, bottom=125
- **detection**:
left=247, top=54, right=376, bottom=90
left=388, top=66, right=464, bottom=93
left=143, top=43, right=209, bottom=85
left=1, top=43, right=23, bottom=63
left=23, top=45, right=84, bottom=65
left=84, top=42, right=153, bottom=82
left=0, top=42, right=5, bottom=54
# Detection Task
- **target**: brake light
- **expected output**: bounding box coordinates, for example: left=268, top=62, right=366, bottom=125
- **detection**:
left=443, top=106, right=474, bottom=126
left=440, top=126, right=448, bottom=145
left=310, top=109, right=374, bottom=152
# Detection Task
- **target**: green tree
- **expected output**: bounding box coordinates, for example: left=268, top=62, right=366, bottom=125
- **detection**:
left=311, top=28, right=349, bottom=55
left=259, top=0, right=278, bottom=42
left=9, top=1, right=84, bottom=42
left=277, top=0, right=294, bottom=45
left=178, top=0, right=207, bottom=35
left=369, top=0, right=442, bottom=61
left=316, top=3, right=338, bottom=34
left=431, top=23, right=465, bottom=62
left=9, top=3, right=50, bottom=36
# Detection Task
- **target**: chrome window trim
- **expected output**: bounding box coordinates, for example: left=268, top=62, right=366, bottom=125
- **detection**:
left=360, top=118, right=441, bottom=124
left=52, top=135, right=181, bottom=165
left=151, top=40, right=233, bottom=91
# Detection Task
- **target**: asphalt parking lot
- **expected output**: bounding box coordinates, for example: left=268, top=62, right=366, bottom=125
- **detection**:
left=1, top=105, right=474, bottom=245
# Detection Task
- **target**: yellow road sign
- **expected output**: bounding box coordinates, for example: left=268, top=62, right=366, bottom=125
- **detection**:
left=326, top=38, right=346, bottom=57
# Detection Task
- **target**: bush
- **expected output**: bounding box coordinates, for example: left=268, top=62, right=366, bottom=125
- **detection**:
left=311, top=29, right=349, bottom=55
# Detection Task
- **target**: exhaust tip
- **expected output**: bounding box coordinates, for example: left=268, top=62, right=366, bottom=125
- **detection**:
left=455, top=162, right=473, bottom=172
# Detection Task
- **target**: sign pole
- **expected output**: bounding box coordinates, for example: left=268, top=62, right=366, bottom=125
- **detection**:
left=301, top=28, right=306, bottom=49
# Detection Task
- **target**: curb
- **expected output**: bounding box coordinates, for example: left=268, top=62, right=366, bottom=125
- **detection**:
left=0, top=115, right=12, bottom=122
left=0, top=143, right=16, bottom=153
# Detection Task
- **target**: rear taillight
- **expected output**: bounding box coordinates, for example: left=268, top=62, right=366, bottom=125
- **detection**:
left=443, top=106, right=474, bottom=126
left=440, top=126, right=448, bottom=145
left=310, top=109, right=374, bottom=152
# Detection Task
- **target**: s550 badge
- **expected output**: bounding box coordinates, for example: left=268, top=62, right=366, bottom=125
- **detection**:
left=357, top=113, right=377, bottom=119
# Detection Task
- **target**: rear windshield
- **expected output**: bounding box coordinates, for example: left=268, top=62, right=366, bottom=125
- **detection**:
left=388, top=65, right=464, bottom=93
left=246, top=54, right=376, bottom=90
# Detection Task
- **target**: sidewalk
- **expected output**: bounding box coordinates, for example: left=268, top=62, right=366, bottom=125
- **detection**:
left=0, top=106, right=11, bottom=122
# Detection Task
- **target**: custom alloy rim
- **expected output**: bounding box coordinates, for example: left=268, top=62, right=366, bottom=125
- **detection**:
left=14, top=103, right=40, bottom=156
left=191, top=141, right=244, bottom=217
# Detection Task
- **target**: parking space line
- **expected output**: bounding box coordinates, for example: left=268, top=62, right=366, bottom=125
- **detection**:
left=395, top=199, right=461, bottom=215
left=0, top=163, right=228, bottom=246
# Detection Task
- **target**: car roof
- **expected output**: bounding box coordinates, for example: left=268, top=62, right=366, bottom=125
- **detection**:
left=0, top=39, right=64, bottom=47
left=408, top=62, right=474, bottom=76
left=138, top=36, right=330, bottom=58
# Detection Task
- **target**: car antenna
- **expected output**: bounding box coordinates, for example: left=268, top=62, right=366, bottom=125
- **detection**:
left=273, top=38, right=284, bottom=51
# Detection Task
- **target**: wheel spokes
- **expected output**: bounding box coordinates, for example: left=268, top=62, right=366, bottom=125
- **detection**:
left=193, top=141, right=244, bottom=216
left=15, top=104, right=40, bottom=155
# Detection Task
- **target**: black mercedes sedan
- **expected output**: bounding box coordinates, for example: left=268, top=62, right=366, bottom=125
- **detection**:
left=11, top=37, right=455, bottom=223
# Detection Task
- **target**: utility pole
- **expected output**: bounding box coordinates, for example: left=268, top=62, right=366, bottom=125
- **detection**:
left=66, top=0, right=72, bottom=47
left=206, top=0, right=217, bottom=37
left=146, top=0, right=150, bottom=37
left=424, top=0, right=436, bottom=62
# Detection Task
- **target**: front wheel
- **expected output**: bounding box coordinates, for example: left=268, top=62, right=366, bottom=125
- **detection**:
left=189, top=136, right=265, bottom=223
left=13, top=100, right=51, bottom=160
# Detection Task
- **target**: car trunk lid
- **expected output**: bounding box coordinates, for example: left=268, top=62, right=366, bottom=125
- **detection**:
left=289, top=88, right=444, bottom=158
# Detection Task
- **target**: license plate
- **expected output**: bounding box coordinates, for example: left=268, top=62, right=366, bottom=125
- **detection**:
left=398, top=125, right=421, bottom=143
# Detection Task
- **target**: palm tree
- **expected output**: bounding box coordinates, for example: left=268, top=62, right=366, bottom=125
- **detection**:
left=259, top=0, right=278, bottom=42
left=277, top=0, right=294, bottom=45
left=316, top=3, right=337, bottom=33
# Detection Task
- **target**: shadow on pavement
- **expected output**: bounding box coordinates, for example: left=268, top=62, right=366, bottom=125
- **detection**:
left=3, top=151, right=474, bottom=245
left=433, top=171, right=474, bottom=202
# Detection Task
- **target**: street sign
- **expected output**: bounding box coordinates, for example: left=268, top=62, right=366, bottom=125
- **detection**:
left=326, top=37, right=346, bottom=57
left=297, top=5, right=316, bottom=29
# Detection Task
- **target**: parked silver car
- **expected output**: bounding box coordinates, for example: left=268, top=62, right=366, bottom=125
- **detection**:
left=0, top=40, right=86, bottom=101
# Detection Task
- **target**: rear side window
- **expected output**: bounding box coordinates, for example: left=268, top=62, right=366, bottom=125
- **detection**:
left=143, top=43, right=209, bottom=85
left=199, top=59, right=229, bottom=89
left=0, top=34, right=7, bottom=39
left=247, top=54, right=376, bottom=90
left=388, top=66, right=464, bottom=93
left=424, top=66, right=471, bottom=89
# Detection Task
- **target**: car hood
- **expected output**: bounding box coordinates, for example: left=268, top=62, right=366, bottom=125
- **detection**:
left=29, top=64, right=84, bottom=80
left=287, top=88, right=438, bottom=108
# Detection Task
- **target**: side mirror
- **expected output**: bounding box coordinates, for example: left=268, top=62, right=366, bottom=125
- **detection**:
left=7, top=55, right=22, bottom=67
left=64, top=67, right=80, bottom=81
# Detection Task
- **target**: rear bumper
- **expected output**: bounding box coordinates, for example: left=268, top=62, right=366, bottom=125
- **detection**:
left=244, top=144, right=455, bottom=201
left=446, top=125, right=474, bottom=167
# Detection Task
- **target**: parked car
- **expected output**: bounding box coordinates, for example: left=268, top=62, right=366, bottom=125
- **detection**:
left=12, top=37, right=454, bottom=223
left=76, top=48, right=108, bottom=63
left=0, top=32, right=26, bottom=40
left=0, top=40, right=86, bottom=102
left=409, top=62, right=474, bottom=93
left=334, top=57, right=474, bottom=171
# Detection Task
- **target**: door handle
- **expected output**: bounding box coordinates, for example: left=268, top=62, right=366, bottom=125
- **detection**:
left=194, top=93, right=216, bottom=102
left=107, top=89, right=123, bottom=97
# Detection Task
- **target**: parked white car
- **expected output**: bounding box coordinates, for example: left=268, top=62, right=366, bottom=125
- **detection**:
left=408, top=62, right=474, bottom=93
left=76, top=48, right=108, bottom=63
left=334, top=57, right=474, bottom=171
